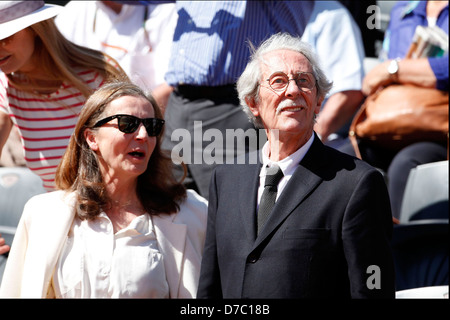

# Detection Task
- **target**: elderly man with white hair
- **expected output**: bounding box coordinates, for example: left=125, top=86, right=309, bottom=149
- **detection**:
left=197, top=33, right=395, bottom=299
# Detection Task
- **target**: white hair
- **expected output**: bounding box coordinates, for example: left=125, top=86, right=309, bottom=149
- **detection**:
left=237, top=32, right=333, bottom=128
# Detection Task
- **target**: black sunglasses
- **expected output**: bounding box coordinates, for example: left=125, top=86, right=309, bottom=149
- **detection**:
left=93, top=114, right=165, bottom=136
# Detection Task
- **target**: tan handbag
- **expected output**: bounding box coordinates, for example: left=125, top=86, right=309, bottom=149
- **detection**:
left=349, top=84, right=449, bottom=159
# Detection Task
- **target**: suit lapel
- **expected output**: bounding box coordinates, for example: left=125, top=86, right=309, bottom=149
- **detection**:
left=21, top=191, right=76, bottom=297
left=152, top=213, right=187, bottom=298
left=254, top=136, right=326, bottom=246
left=238, top=160, right=263, bottom=241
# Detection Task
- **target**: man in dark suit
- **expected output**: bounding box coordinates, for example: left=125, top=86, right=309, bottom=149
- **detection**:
left=197, top=33, right=395, bottom=298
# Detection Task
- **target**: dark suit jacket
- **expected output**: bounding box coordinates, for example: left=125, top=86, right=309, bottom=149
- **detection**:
left=197, top=135, right=395, bottom=298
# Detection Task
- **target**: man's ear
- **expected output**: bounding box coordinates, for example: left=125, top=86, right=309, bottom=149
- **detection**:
left=315, top=96, right=324, bottom=115
left=246, top=97, right=260, bottom=117
left=84, top=128, right=99, bottom=151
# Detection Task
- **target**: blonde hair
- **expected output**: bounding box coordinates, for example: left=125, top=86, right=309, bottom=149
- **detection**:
left=7, top=19, right=127, bottom=97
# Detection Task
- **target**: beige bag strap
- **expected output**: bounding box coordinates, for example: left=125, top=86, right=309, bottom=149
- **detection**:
left=348, top=100, right=368, bottom=160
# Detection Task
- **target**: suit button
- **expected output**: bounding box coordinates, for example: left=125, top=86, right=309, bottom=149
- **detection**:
left=247, top=254, right=258, bottom=263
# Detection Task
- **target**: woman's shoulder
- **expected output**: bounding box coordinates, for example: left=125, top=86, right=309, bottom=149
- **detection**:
left=70, top=66, right=106, bottom=89
left=181, top=189, right=208, bottom=212
left=22, top=190, right=76, bottom=218
left=175, top=189, right=208, bottom=224
left=18, top=191, right=77, bottom=235
left=25, top=189, right=74, bottom=204
left=186, top=189, right=208, bottom=204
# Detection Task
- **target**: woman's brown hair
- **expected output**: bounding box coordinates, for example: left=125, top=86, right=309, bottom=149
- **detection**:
left=55, top=81, right=187, bottom=219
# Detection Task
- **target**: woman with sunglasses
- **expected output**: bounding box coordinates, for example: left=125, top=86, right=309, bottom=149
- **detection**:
left=0, top=1, right=127, bottom=191
left=0, top=81, right=208, bottom=298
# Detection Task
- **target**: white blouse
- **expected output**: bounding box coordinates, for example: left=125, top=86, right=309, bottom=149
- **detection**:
left=52, top=212, right=169, bottom=298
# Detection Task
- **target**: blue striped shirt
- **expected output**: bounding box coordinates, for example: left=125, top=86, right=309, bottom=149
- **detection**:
left=165, top=1, right=314, bottom=87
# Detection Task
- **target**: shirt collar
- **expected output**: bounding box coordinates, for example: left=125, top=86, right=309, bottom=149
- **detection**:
left=261, top=133, right=315, bottom=177
left=97, top=211, right=152, bottom=236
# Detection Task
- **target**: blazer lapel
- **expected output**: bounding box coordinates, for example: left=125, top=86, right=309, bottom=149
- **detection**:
left=21, top=191, right=76, bottom=297
left=152, top=213, right=187, bottom=298
left=254, top=136, right=326, bottom=246
left=238, top=161, right=263, bottom=241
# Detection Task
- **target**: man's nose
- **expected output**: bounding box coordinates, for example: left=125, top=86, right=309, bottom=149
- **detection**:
left=284, top=79, right=302, bottom=98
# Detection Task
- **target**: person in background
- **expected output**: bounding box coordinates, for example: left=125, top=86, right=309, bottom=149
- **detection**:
left=302, top=0, right=365, bottom=147
left=197, top=33, right=395, bottom=299
left=0, top=126, right=24, bottom=167
left=55, top=0, right=177, bottom=110
left=0, top=81, right=208, bottom=298
left=0, top=0, right=127, bottom=191
left=339, top=0, right=382, bottom=58
left=0, top=233, right=8, bottom=282
left=161, top=1, right=315, bottom=199
left=340, top=0, right=448, bottom=220
left=0, top=234, right=8, bottom=256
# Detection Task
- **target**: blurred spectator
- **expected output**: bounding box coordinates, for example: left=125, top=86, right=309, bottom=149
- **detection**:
left=55, top=0, right=177, bottom=110
left=0, top=233, right=9, bottom=256
left=0, top=127, right=25, bottom=167
left=0, top=0, right=127, bottom=191
left=339, top=0, right=384, bottom=57
left=340, top=0, right=448, bottom=219
left=302, top=0, right=365, bottom=146
left=162, top=1, right=314, bottom=199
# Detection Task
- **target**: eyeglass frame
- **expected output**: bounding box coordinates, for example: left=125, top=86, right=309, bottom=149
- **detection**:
left=92, top=114, right=165, bottom=137
left=263, top=71, right=317, bottom=93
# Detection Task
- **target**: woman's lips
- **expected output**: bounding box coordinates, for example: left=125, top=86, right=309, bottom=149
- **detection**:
left=0, top=55, right=11, bottom=67
left=128, top=151, right=145, bottom=158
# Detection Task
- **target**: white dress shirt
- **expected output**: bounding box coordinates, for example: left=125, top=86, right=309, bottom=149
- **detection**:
left=52, top=212, right=169, bottom=298
left=257, top=134, right=315, bottom=208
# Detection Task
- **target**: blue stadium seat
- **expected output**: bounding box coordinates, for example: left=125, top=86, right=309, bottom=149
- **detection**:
left=391, top=219, right=449, bottom=292
left=0, top=167, right=46, bottom=281
left=400, top=160, right=449, bottom=223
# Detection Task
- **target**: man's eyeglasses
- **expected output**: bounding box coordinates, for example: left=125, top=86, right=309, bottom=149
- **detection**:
left=265, top=72, right=316, bottom=93
left=93, top=114, right=165, bottom=137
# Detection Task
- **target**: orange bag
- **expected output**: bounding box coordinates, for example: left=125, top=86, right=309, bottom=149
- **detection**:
left=349, top=84, right=449, bottom=159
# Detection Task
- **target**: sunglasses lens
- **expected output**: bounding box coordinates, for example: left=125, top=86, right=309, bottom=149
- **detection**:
left=118, top=116, right=139, bottom=133
left=104, top=115, right=163, bottom=136
left=144, top=119, right=164, bottom=136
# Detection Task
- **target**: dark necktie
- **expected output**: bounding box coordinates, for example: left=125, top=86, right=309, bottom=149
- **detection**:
left=257, top=164, right=284, bottom=235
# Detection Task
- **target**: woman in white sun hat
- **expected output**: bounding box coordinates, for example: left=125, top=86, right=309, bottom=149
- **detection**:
left=0, top=0, right=128, bottom=191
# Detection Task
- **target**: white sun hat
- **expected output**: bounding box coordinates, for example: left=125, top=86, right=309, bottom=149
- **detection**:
left=0, top=0, right=63, bottom=40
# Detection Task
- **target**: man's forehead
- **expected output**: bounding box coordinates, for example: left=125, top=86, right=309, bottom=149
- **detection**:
left=260, top=49, right=312, bottom=74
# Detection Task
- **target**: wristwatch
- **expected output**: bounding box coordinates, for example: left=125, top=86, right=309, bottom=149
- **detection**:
left=387, top=58, right=400, bottom=80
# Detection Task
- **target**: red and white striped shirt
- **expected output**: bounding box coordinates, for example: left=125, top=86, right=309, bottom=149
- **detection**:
left=0, top=68, right=106, bottom=191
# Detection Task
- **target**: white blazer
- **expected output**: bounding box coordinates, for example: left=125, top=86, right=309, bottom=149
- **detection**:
left=0, top=189, right=208, bottom=298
